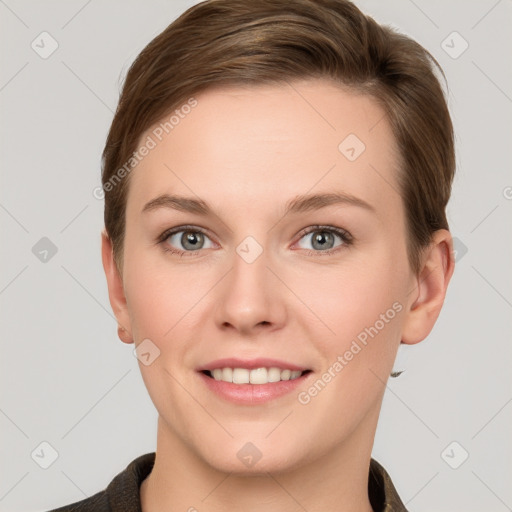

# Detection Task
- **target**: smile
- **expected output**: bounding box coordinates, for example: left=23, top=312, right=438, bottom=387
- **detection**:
left=204, top=367, right=310, bottom=384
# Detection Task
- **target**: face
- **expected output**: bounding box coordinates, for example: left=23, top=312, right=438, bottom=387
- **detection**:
left=109, top=78, right=421, bottom=473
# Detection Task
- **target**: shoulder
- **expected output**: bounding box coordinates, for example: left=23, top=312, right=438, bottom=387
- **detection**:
left=369, top=458, right=409, bottom=512
left=43, top=452, right=156, bottom=512
left=43, top=489, right=109, bottom=512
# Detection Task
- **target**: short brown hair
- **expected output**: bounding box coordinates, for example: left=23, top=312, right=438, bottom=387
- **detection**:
left=101, top=0, right=455, bottom=276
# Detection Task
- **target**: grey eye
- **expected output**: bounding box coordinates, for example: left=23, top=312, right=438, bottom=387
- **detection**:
left=167, top=230, right=214, bottom=251
left=297, top=229, right=344, bottom=251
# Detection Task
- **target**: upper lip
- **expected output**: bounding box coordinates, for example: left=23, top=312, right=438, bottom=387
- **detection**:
left=197, top=357, right=310, bottom=372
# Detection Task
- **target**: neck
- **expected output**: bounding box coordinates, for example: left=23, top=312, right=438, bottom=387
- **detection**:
left=141, top=411, right=379, bottom=512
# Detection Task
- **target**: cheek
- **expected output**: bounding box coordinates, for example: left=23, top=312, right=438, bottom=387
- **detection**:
left=293, top=265, right=403, bottom=430
left=125, top=271, right=174, bottom=339
left=123, top=246, right=217, bottom=343
left=288, top=251, right=406, bottom=401
left=294, top=258, right=400, bottom=335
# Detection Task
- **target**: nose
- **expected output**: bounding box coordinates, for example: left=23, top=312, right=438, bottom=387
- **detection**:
left=214, top=244, right=286, bottom=336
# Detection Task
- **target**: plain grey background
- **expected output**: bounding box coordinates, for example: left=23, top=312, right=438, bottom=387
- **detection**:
left=1, top=1, right=511, bottom=511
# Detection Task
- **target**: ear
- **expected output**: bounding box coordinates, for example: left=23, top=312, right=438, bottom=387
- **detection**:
left=101, top=230, right=134, bottom=344
left=401, top=229, right=455, bottom=345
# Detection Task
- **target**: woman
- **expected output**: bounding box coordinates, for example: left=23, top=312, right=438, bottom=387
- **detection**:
left=49, top=0, right=455, bottom=510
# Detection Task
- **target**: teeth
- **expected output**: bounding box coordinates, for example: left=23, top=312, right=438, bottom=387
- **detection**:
left=210, top=367, right=304, bottom=384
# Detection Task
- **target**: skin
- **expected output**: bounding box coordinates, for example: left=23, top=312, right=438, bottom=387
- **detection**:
left=102, top=78, right=454, bottom=512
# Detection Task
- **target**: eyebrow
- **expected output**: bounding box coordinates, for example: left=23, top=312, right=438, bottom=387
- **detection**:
left=141, top=191, right=376, bottom=216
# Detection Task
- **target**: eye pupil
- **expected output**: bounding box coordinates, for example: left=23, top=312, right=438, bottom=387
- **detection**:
left=182, top=231, right=203, bottom=250
left=312, top=231, right=334, bottom=250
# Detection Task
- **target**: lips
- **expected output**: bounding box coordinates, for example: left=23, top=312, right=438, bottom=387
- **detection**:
left=196, top=358, right=313, bottom=403
left=196, top=357, right=310, bottom=372
left=197, top=368, right=312, bottom=404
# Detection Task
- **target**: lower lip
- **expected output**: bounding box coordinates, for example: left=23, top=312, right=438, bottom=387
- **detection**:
left=198, top=371, right=311, bottom=405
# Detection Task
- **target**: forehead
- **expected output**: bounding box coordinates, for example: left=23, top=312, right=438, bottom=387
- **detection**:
left=126, top=79, right=401, bottom=220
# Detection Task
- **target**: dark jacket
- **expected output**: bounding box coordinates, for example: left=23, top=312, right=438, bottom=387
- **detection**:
left=46, top=453, right=408, bottom=511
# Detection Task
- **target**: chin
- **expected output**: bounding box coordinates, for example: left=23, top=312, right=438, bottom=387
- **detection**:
left=195, top=436, right=307, bottom=475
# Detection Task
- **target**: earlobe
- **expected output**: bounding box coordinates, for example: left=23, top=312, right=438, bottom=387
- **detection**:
left=101, top=230, right=134, bottom=344
left=401, top=229, right=455, bottom=345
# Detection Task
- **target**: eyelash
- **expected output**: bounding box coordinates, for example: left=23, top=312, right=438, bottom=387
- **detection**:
left=156, top=224, right=353, bottom=258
